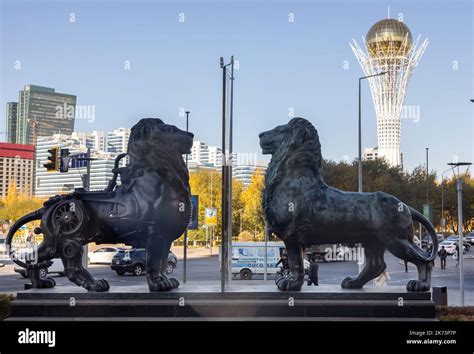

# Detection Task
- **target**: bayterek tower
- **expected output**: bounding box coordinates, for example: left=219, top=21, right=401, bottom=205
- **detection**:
left=351, top=18, right=428, bottom=166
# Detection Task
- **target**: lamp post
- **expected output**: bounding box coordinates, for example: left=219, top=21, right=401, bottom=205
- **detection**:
left=357, top=71, right=386, bottom=274
left=220, top=56, right=235, bottom=292
left=183, top=111, right=190, bottom=283
left=440, top=168, right=452, bottom=234
left=358, top=71, right=387, bottom=193
left=448, top=161, right=472, bottom=307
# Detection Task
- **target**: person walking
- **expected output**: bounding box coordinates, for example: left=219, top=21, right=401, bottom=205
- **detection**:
left=307, top=260, right=319, bottom=286
left=438, top=246, right=447, bottom=270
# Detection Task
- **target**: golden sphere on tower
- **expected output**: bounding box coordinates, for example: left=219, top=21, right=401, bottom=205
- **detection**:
left=366, top=19, right=412, bottom=58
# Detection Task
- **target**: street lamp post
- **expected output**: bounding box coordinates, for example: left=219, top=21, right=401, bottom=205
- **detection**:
left=357, top=71, right=386, bottom=274
left=440, top=168, right=452, bottom=234
left=183, top=111, right=190, bottom=283
left=448, top=162, right=472, bottom=307
left=358, top=71, right=387, bottom=193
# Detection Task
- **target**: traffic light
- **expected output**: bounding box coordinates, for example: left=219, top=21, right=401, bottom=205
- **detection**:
left=43, top=147, right=59, bottom=172
left=59, top=148, right=71, bottom=173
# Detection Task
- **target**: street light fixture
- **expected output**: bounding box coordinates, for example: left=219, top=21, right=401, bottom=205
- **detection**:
left=358, top=71, right=387, bottom=193
left=447, top=161, right=472, bottom=307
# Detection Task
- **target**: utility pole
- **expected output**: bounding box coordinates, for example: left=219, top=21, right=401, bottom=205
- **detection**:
left=183, top=111, right=190, bottom=283
left=426, top=147, right=429, bottom=202
left=219, top=56, right=235, bottom=292
left=448, top=162, right=472, bottom=307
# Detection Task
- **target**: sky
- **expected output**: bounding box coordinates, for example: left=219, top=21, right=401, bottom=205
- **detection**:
left=0, top=0, right=472, bottom=177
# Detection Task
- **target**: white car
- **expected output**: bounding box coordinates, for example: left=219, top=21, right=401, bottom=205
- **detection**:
left=14, top=258, right=65, bottom=278
left=438, top=241, right=466, bottom=255
left=88, top=246, right=125, bottom=264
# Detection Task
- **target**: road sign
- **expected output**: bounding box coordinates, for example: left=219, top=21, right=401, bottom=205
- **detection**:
left=71, top=153, right=88, bottom=168
left=188, top=195, right=199, bottom=230
left=423, top=203, right=433, bottom=223
left=205, top=208, right=217, bottom=226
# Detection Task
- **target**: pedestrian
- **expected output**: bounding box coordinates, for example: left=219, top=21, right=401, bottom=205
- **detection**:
left=404, top=259, right=408, bottom=272
left=374, top=269, right=390, bottom=286
left=307, top=261, right=319, bottom=286
left=438, top=246, right=447, bottom=270
left=453, top=244, right=460, bottom=268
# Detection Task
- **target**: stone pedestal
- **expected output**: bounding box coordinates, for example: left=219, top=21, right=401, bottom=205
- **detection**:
left=7, top=282, right=436, bottom=320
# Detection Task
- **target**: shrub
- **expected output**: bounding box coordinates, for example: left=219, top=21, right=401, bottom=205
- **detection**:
left=0, top=293, right=12, bottom=320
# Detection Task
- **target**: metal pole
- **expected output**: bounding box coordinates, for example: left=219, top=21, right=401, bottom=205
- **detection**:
left=86, top=148, right=91, bottom=191
left=456, top=176, right=464, bottom=306
left=441, top=178, right=445, bottom=233
left=358, top=78, right=362, bottom=193
left=264, top=221, right=268, bottom=281
left=227, top=56, right=234, bottom=285
left=84, top=147, right=91, bottom=269
left=183, top=111, right=190, bottom=283
left=357, top=78, right=364, bottom=274
left=426, top=147, right=429, bottom=202
left=220, top=57, right=227, bottom=293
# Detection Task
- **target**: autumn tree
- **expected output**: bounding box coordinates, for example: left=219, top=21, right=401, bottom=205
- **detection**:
left=240, top=171, right=265, bottom=241
left=0, top=180, right=44, bottom=227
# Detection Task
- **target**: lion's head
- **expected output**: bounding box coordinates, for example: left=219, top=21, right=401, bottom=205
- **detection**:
left=127, top=118, right=194, bottom=193
left=259, top=117, right=323, bottom=176
left=259, top=118, right=326, bottom=229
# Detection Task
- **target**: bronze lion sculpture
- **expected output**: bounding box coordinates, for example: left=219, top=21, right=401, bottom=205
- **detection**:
left=7, top=118, right=193, bottom=292
left=259, top=117, right=438, bottom=292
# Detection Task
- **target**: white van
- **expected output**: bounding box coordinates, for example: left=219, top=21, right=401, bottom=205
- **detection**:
left=228, top=242, right=310, bottom=280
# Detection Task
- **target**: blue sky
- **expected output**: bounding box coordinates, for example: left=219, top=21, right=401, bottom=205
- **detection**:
left=1, top=0, right=472, bottom=177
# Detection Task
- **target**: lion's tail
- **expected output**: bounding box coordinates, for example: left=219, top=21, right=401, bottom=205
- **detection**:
left=409, top=207, right=438, bottom=262
left=6, top=208, right=45, bottom=268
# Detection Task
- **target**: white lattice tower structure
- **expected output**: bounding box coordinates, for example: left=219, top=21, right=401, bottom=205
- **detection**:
left=350, top=19, right=428, bottom=166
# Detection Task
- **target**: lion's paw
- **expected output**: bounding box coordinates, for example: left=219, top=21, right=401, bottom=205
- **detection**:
left=148, top=276, right=180, bottom=292
left=406, top=280, right=429, bottom=292
left=276, top=276, right=303, bottom=291
left=85, top=279, right=110, bottom=292
left=34, top=276, right=56, bottom=289
left=341, top=276, right=363, bottom=289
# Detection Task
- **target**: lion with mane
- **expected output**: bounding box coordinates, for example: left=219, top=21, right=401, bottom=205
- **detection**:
left=259, top=117, right=437, bottom=292
left=7, top=118, right=194, bottom=292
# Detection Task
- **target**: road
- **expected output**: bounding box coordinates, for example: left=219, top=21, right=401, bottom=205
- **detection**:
left=1, top=252, right=473, bottom=306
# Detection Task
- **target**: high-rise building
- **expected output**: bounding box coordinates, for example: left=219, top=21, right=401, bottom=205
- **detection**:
left=35, top=134, right=114, bottom=198
left=233, top=165, right=266, bottom=187
left=6, top=102, right=18, bottom=143
left=107, top=128, right=130, bottom=154
left=351, top=19, right=428, bottom=166
left=16, top=85, right=77, bottom=145
left=364, top=147, right=379, bottom=161
left=72, top=131, right=105, bottom=151
left=0, top=142, right=34, bottom=198
left=208, top=146, right=222, bottom=167
left=189, top=141, right=210, bottom=165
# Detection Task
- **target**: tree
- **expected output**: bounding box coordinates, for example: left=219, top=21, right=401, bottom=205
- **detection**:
left=0, top=181, right=44, bottom=226
left=240, top=171, right=265, bottom=241
left=186, top=169, right=244, bottom=243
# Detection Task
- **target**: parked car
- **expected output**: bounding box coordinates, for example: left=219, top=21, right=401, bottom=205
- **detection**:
left=445, top=236, right=470, bottom=251
left=465, top=232, right=474, bottom=245
left=438, top=241, right=466, bottom=255
left=0, top=237, right=6, bottom=255
left=111, top=248, right=178, bottom=276
left=88, top=246, right=126, bottom=264
left=14, top=258, right=65, bottom=278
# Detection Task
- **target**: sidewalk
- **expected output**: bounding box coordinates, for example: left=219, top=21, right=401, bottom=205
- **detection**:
left=171, top=246, right=216, bottom=260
